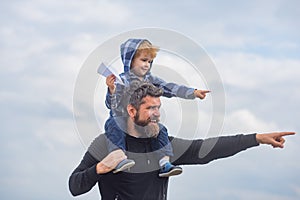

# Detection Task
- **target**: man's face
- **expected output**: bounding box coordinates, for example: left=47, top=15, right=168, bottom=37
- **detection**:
left=133, top=96, right=161, bottom=137
left=130, top=52, right=153, bottom=78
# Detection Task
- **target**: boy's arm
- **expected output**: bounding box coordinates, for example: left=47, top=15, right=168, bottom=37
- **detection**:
left=150, top=75, right=198, bottom=99
left=105, top=75, right=117, bottom=109
left=105, top=88, right=113, bottom=109
left=105, top=81, right=124, bottom=110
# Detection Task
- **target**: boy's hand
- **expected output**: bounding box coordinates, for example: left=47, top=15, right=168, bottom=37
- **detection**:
left=194, top=89, right=210, bottom=100
left=106, top=74, right=116, bottom=94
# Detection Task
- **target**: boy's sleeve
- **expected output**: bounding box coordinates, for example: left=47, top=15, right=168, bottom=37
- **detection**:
left=105, top=88, right=113, bottom=109
left=150, top=75, right=196, bottom=99
left=105, top=84, right=124, bottom=110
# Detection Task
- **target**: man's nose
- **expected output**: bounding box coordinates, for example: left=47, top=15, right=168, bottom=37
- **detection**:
left=152, top=108, right=160, bottom=117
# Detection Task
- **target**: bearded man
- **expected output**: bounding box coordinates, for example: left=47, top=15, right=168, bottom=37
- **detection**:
left=69, top=83, right=295, bottom=200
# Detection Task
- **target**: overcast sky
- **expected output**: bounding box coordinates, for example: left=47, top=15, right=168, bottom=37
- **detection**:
left=1, top=0, right=300, bottom=199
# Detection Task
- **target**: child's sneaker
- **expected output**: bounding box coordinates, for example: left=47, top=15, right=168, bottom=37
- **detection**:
left=113, top=159, right=135, bottom=173
left=159, top=162, right=182, bottom=177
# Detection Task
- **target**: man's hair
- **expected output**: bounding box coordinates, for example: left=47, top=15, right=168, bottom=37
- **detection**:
left=128, top=82, right=163, bottom=110
left=133, top=40, right=159, bottom=60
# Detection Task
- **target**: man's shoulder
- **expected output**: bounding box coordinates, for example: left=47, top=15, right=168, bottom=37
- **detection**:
left=87, top=134, right=108, bottom=161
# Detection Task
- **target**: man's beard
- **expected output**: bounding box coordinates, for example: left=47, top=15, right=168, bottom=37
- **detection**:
left=134, top=113, right=160, bottom=138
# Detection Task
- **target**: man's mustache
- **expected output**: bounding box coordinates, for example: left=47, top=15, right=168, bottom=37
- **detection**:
left=134, top=115, right=160, bottom=127
left=147, top=116, right=160, bottom=124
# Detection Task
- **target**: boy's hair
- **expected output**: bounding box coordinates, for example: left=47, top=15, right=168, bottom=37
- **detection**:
left=133, top=40, right=159, bottom=60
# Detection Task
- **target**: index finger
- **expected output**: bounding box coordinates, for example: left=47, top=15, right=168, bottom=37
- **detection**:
left=202, top=90, right=211, bottom=93
left=278, top=132, right=296, bottom=137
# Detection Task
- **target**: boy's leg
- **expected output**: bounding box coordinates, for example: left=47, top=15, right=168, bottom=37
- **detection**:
left=104, top=117, right=135, bottom=173
left=152, top=124, right=182, bottom=177
left=104, top=117, right=126, bottom=152
left=158, top=156, right=182, bottom=178
left=151, top=124, right=174, bottom=156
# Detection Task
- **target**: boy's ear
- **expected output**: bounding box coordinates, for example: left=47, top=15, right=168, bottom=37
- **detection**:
left=127, top=104, right=136, bottom=118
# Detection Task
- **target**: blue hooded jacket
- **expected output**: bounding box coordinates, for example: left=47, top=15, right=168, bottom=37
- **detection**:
left=105, top=38, right=196, bottom=115
left=120, top=38, right=145, bottom=73
left=119, top=38, right=153, bottom=86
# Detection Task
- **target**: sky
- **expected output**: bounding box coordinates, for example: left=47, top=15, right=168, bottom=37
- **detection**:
left=0, top=0, right=300, bottom=199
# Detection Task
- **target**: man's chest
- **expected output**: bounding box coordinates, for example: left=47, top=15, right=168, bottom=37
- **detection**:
left=125, top=137, right=161, bottom=173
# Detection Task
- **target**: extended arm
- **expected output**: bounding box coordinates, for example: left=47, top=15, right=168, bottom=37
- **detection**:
left=151, top=75, right=196, bottom=99
left=171, top=132, right=295, bottom=165
left=171, top=134, right=259, bottom=165
left=150, top=75, right=210, bottom=100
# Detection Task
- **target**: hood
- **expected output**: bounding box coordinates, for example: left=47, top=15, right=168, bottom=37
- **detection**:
left=120, top=38, right=149, bottom=73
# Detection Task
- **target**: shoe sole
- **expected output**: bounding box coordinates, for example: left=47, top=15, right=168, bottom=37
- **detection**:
left=159, top=168, right=183, bottom=177
left=113, top=161, right=135, bottom=173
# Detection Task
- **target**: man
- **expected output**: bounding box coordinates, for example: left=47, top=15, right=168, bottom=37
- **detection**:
left=69, top=83, right=295, bottom=200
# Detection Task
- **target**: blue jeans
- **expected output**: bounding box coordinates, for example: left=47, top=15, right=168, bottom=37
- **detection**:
left=150, top=124, right=174, bottom=159
left=104, top=116, right=127, bottom=152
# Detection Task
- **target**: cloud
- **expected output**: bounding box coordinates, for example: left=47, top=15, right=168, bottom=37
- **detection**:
left=12, top=0, right=131, bottom=25
left=35, top=118, right=79, bottom=148
left=214, top=52, right=300, bottom=90
left=223, top=109, right=278, bottom=133
left=160, top=0, right=300, bottom=54
left=291, top=185, right=300, bottom=197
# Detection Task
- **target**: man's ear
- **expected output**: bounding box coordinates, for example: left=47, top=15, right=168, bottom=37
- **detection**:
left=127, top=104, right=136, bottom=118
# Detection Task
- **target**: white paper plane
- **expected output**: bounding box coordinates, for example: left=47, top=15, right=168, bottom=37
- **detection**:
left=97, top=62, right=124, bottom=85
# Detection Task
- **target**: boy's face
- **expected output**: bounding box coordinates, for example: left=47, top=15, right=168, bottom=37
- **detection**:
left=130, top=51, right=153, bottom=78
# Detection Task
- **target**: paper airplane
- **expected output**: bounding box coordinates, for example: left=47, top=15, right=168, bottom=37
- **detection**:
left=97, top=62, right=124, bottom=85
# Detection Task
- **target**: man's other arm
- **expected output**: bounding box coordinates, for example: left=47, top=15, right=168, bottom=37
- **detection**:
left=68, top=152, right=103, bottom=196
left=68, top=134, right=126, bottom=196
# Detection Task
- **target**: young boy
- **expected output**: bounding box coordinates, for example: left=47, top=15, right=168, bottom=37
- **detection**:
left=102, top=38, right=209, bottom=177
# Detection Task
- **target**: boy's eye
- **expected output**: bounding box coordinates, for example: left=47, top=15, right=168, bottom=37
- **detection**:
left=141, top=58, right=153, bottom=63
